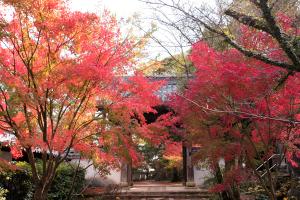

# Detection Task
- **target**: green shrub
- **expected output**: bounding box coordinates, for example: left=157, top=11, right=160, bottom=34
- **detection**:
left=0, top=187, right=8, bottom=200
left=0, top=165, right=32, bottom=200
left=47, top=162, right=86, bottom=200
left=0, top=161, right=86, bottom=200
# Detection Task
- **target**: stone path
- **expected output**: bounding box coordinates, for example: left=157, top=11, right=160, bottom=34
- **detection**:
left=84, top=181, right=210, bottom=200
left=118, top=181, right=210, bottom=200
left=124, top=182, right=200, bottom=192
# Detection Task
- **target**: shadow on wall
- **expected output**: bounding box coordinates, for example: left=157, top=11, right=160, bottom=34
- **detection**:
left=194, top=165, right=211, bottom=187
left=72, top=159, right=121, bottom=187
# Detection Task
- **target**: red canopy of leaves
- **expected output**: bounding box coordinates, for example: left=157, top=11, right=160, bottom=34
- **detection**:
left=0, top=0, right=169, bottom=169
left=171, top=13, right=300, bottom=190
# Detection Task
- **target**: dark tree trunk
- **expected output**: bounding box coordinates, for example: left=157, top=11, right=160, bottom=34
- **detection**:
left=33, top=185, right=49, bottom=200
left=33, top=165, right=57, bottom=200
left=215, top=164, right=231, bottom=200
left=224, top=159, right=241, bottom=200
left=172, top=167, right=179, bottom=182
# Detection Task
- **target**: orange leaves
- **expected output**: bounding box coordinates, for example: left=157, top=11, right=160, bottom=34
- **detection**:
left=163, top=141, right=182, bottom=157
left=0, top=0, right=174, bottom=177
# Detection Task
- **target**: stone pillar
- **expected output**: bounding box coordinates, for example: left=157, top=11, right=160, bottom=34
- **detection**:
left=120, top=161, right=132, bottom=187
left=182, top=144, right=187, bottom=186
left=120, top=162, right=128, bottom=187
left=185, top=145, right=195, bottom=187
left=182, top=141, right=195, bottom=187
left=127, top=161, right=133, bottom=186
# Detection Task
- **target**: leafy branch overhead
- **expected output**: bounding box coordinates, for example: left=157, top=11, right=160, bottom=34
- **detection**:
left=144, top=0, right=300, bottom=72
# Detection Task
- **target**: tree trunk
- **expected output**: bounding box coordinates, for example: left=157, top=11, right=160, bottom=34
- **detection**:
left=172, top=167, right=179, bottom=182
left=33, top=185, right=49, bottom=200
left=224, top=159, right=241, bottom=200
left=33, top=169, right=56, bottom=200
left=214, top=164, right=231, bottom=200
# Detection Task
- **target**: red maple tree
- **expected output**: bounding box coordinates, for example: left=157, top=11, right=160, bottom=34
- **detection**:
left=0, top=0, right=168, bottom=199
left=172, top=13, right=300, bottom=200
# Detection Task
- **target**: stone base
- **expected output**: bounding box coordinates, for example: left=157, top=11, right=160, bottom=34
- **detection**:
left=185, top=181, right=196, bottom=187
left=120, top=182, right=130, bottom=187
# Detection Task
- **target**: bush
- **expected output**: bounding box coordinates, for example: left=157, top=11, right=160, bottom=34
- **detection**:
left=0, top=161, right=86, bottom=200
left=47, top=162, right=86, bottom=200
left=0, top=165, right=32, bottom=200
left=0, top=187, right=8, bottom=200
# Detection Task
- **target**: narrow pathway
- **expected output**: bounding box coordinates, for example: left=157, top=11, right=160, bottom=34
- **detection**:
left=118, top=181, right=210, bottom=200
left=84, top=181, right=211, bottom=200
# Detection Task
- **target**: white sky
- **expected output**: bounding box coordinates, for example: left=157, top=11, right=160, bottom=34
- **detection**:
left=69, top=0, right=214, bottom=18
left=69, top=0, right=146, bottom=18
left=69, top=0, right=215, bottom=59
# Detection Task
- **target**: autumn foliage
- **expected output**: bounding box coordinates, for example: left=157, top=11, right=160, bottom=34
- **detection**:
left=172, top=13, right=300, bottom=199
left=0, top=0, right=169, bottom=199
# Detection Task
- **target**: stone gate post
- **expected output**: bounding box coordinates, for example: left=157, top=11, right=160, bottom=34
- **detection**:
left=183, top=141, right=195, bottom=187
left=120, top=161, right=132, bottom=187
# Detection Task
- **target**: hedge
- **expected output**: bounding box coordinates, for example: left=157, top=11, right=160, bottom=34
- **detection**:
left=0, top=161, right=86, bottom=200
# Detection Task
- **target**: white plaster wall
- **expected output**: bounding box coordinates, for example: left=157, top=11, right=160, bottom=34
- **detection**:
left=193, top=166, right=212, bottom=187
left=193, top=159, right=225, bottom=187
left=72, top=159, right=121, bottom=187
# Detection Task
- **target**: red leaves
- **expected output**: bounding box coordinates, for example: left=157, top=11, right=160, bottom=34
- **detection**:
left=276, top=13, right=297, bottom=34
left=164, top=141, right=182, bottom=157
left=209, top=168, right=244, bottom=193
left=10, top=145, right=23, bottom=159
left=209, top=184, right=227, bottom=193
left=286, top=152, right=299, bottom=168
left=0, top=0, right=171, bottom=174
left=171, top=13, right=300, bottom=193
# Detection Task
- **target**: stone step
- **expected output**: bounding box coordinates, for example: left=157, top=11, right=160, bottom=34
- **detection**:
left=118, top=196, right=210, bottom=199
left=83, top=185, right=211, bottom=200
left=85, top=196, right=210, bottom=200
left=97, top=191, right=211, bottom=200
left=100, top=195, right=210, bottom=200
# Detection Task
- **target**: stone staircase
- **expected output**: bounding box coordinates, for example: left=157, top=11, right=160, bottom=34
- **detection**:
left=114, top=189, right=211, bottom=200
left=84, top=184, right=211, bottom=200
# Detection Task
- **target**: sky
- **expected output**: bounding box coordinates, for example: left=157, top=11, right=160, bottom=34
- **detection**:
left=69, top=0, right=163, bottom=59
left=69, top=0, right=214, bottom=19
left=69, top=0, right=147, bottom=18
left=69, top=0, right=215, bottom=59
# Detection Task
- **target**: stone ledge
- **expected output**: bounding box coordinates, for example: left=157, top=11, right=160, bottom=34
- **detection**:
left=185, top=181, right=196, bottom=187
